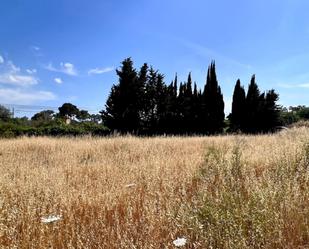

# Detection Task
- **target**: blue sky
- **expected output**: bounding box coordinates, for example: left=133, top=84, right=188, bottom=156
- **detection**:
left=1, top=0, right=309, bottom=116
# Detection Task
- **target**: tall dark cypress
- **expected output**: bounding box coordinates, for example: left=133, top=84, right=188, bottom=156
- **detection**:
left=173, top=74, right=178, bottom=98
left=177, top=82, right=186, bottom=133
left=231, top=79, right=246, bottom=131
left=183, top=73, right=193, bottom=133
left=165, top=73, right=179, bottom=133
left=193, top=82, right=198, bottom=97
left=185, top=73, right=192, bottom=97
left=202, top=62, right=225, bottom=134
left=245, top=75, right=261, bottom=133
left=191, top=82, right=199, bottom=133
left=156, top=73, right=168, bottom=132
left=164, top=81, right=176, bottom=133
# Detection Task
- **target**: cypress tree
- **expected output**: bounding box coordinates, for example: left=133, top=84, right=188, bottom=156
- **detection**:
left=164, top=81, right=176, bottom=133
left=193, top=82, right=198, bottom=97
left=177, top=82, right=185, bottom=133
left=156, top=73, right=167, bottom=132
left=184, top=73, right=193, bottom=133
left=202, top=62, right=225, bottom=134
left=163, top=74, right=179, bottom=134
left=230, top=79, right=246, bottom=131
left=191, top=82, right=199, bottom=133
left=245, top=75, right=261, bottom=133
left=173, top=74, right=178, bottom=98
left=185, top=73, right=192, bottom=97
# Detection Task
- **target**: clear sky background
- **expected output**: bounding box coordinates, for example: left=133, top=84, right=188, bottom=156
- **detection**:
left=1, top=0, right=309, bottom=116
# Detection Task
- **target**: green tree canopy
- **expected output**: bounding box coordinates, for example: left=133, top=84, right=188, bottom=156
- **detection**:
left=58, top=103, right=80, bottom=118
left=101, top=58, right=141, bottom=133
left=31, top=110, right=55, bottom=122
left=77, top=110, right=90, bottom=121
left=0, top=105, right=12, bottom=121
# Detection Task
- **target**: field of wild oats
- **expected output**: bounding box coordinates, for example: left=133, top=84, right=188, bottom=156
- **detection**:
left=1, top=128, right=309, bottom=248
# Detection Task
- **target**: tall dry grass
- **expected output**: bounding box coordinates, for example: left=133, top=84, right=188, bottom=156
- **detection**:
left=0, top=128, right=309, bottom=248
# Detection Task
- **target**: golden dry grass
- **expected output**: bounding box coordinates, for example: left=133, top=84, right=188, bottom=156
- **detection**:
left=0, top=128, right=309, bottom=248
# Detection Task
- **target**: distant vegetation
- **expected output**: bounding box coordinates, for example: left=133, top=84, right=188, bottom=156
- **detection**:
left=0, top=58, right=308, bottom=137
left=0, top=103, right=108, bottom=137
left=279, top=105, right=309, bottom=126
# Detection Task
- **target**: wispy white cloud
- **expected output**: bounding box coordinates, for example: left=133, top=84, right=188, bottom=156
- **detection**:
left=54, top=77, right=63, bottom=84
left=278, top=82, right=309, bottom=88
left=0, top=88, right=56, bottom=104
left=298, top=83, right=309, bottom=88
left=30, top=46, right=43, bottom=57
left=0, top=74, right=38, bottom=87
left=0, top=55, right=4, bottom=64
left=179, top=39, right=252, bottom=70
left=31, top=46, right=40, bottom=51
left=0, top=61, right=38, bottom=86
left=61, top=62, right=76, bottom=76
left=26, top=69, right=37, bottom=74
left=7, top=61, right=20, bottom=73
left=0, top=55, right=56, bottom=105
left=45, top=62, right=78, bottom=76
left=88, top=66, right=114, bottom=75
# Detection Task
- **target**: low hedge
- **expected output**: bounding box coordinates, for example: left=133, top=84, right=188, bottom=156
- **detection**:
left=0, top=122, right=110, bottom=138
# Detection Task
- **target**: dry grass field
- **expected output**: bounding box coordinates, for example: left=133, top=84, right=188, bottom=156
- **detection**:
left=1, top=128, right=309, bottom=248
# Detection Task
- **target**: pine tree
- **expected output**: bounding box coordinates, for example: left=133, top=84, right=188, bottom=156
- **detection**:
left=138, top=63, right=149, bottom=129
left=142, top=67, right=168, bottom=134
left=101, top=58, right=141, bottom=133
left=230, top=79, right=246, bottom=131
left=101, top=84, right=122, bottom=130
left=144, top=67, right=158, bottom=132
left=58, top=103, right=80, bottom=118
left=262, top=89, right=280, bottom=132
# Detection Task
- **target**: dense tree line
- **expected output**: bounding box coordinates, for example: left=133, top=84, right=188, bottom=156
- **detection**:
left=102, top=58, right=281, bottom=134
left=101, top=58, right=225, bottom=134
left=1, top=57, right=306, bottom=137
